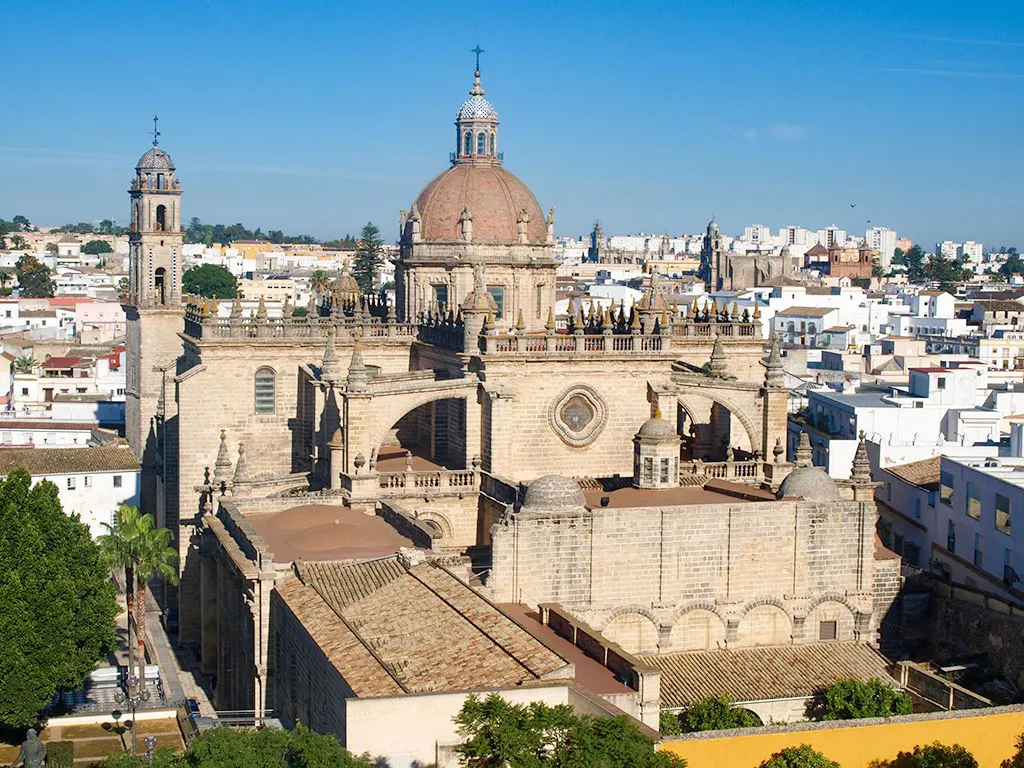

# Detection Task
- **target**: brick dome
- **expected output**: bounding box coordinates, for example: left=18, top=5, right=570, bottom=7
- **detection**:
left=412, top=163, right=546, bottom=245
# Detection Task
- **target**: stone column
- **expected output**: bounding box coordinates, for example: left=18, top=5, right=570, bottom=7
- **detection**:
left=200, top=552, right=218, bottom=675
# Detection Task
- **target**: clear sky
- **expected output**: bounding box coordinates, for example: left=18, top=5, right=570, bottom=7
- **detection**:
left=2, top=0, right=1022, bottom=247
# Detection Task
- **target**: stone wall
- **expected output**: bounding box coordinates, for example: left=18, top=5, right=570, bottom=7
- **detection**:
left=931, top=587, right=1024, bottom=691
left=490, top=498, right=878, bottom=653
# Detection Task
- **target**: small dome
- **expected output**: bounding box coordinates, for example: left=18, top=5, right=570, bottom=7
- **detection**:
left=136, top=147, right=175, bottom=171
left=524, top=475, right=586, bottom=511
left=636, top=417, right=677, bottom=439
left=776, top=466, right=840, bottom=502
left=332, top=271, right=360, bottom=296
left=458, top=95, right=497, bottom=121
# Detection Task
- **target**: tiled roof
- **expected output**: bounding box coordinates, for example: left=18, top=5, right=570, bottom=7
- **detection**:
left=885, top=456, right=940, bottom=488
left=642, top=643, right=896, bottom=708
left=975, top=300, right=1024, bottom=312
left=0, top=446, right=139, bottom=476
left=286, top=557, right=571, bottom=695
left=775, top=306, right=836, bottom=318
left=42, top=356, right=86, bottom=368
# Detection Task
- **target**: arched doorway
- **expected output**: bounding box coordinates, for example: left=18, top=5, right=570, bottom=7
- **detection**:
left=376, top=397, right=468, bottom=472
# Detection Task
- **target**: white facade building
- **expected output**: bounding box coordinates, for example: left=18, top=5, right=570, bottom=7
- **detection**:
left=0, top=445, right=141, bottom=538
left=866, top=227, right=897, bottom=271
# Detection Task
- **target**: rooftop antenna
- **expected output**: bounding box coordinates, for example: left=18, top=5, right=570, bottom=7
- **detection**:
left=472, top=45, right=484, bottom=73
left=151, top=113, right=161, bottom=147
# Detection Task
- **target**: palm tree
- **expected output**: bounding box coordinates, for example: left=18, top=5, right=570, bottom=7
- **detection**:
left=14, top=354, right=36, bottom=374
left=99, top=505, right=144, bottom=679
left=132, top=514, right=179, bottom=691
left=99, top=506, right=179, bottom=689
left=310, top=269, right=332, bottom=299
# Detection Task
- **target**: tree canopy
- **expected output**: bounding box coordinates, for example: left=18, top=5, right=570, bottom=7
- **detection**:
left=183, top=264, right=238, bottom=299
left=806, top=677, right=913, bottom=721
left=889, top=742, right=978, bottom=768
left=352, top=222, right=383, bottom=293
left=904, top=245, right=926, bottom=283
left=1002, top=732, right=1024, bottom=768
left=183, top=218, right=341, bottom=248
left=1000, top=254, right=1024, bottom=278
left=90, top=724, right=373, bottom=767
left=674, top=695, right=760, bottom=732
left=759, top=744, right=841, bottom=768
left=15, top=254, right=55, bottom=298
left=82, top=239, right=114, bottom=255
left=455, top=693, right=686, bottom=767
left=924, top=252, right=971, bottom=293
left=0, top=470, right=118, bottom=727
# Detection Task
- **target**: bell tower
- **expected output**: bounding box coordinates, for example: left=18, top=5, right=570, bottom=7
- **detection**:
left=124, top=116, right=184, bottom=546
left=129, top=115, right=183, bottom=308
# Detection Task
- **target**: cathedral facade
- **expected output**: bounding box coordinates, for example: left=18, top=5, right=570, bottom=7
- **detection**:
left=121, top=64, right=893, bottom=724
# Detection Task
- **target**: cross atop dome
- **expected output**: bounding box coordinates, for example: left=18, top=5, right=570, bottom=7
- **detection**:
left=454, top=50, right=500, bottom=166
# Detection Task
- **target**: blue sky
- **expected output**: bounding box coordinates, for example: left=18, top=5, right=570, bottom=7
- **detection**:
left=2, top=0, right=1023, bottom=247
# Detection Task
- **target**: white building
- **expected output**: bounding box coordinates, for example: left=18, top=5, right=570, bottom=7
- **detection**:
left=790, top=363, right=1005, bottom=479
left=961, top=241, right=984, bottom=269
left=865, top=227, right=897, bottom=271
left=816, top=226, right=847, bottom=248
left=0, top=418, right=98, bottom=447
left=0, top=445, right=141, bottom=538
left=880, top=430, right=1024, bottom=601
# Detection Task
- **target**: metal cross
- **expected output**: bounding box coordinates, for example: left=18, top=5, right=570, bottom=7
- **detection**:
left=151, top=114, right=160, bottom=146
left=472, top=45, right=484, bottom=71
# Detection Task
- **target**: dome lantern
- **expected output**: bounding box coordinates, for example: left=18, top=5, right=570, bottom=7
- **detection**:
left=454, top=51, right=500, bottom=166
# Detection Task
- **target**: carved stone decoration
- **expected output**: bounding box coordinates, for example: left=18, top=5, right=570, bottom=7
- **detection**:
left=549, top=384, right=607, bottom=447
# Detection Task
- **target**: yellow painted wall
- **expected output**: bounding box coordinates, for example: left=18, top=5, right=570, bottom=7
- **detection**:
left=659, top=708, right=1024, bottom=768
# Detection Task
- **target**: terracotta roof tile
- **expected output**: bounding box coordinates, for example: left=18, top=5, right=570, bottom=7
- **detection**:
left=0, top=446, right=139, bottom=476
left=642, top=643, right=896, bottom=707
left=885, top=456, right=940, bottom=488
left=292, top=558, right=570, bottom=695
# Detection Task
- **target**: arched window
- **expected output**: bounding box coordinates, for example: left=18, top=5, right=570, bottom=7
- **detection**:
left=155, top=205, right=166, bottom=232
left=477, top=132, right=486, bottom=155
left=463, top=132, right=472, bottom=156
left=254, top=367, right=276, bottom=414
left=154, top=267, right=166, bottom=305
left=489, top=132, right=495, bottom=155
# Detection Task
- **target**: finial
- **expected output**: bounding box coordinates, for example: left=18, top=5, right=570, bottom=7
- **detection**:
left=472, top=45, right=485, bottom=73
left=515, top=308, right=526, bottom=331
left=544, top=306, right=555, bottom=332
left=151, top=113, right=161, bottom=147
left=795, top=431, right=813, bottom=467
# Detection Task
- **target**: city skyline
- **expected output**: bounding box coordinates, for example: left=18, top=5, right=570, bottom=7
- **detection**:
left=2, top=0, right=1023, bottom=247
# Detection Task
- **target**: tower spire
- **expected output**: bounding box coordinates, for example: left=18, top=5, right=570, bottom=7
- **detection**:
left=151, top=113, right=160, bottom=147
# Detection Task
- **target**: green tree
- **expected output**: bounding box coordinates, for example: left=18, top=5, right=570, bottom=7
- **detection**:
left=890, top=742, right=978, bottom=768
left=455, top=693, right=686, bottom=767
left=1002, top=732, right=1024, bottom=768
left=99, top=506, right=178, bottom=689
left=12, top=214, right=31, bottom=231
left=15, top=254, right=55, bottom=298
left=90, top=723, right=372, bottom=767
left=14, top=355, right=36, bottom=374
left=892, top=247, right=906, bottom=265
left=183, top=264, right=238, bottom=299
left=0, top=470, right=118, bottom=727
left=660, top=710, right=683, bottom=736
left=760, top=745, right=841, bottom=768
left=806, top=677, right=912, bottom=721
left=904, top=244, right=926, bottom=283
left=45, top=242, right=58, bottom=255
left=924, top=252, right=969, bottom=293
left=1000, top=254, right=1024, bottom=278
left=352, top=222, right=383, bottom=293
left=10, top=234, right=28, bottom=250
left=117, top=277, right=129, bottom=294
left=82, top=239, right=114, bottom=255
left=310, top=269, right=332, bottom=298
left=679, top=695, right=760, bottom=732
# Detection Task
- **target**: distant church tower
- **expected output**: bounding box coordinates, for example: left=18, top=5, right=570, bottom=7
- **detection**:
left=588, top=221, right=607, bottom=263
left=700, top=216, right=724, bottom=290
left=125, top=117, right=184, bottom=535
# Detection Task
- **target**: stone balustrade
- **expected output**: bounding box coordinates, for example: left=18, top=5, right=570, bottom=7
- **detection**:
left=377, top=468, right=479, bottom=494
left=681, top=459, right=764, bottom=483
left=184, top=311, right=418, bottom=341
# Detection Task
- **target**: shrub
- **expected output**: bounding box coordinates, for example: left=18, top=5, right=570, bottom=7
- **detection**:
left=660, top=709, right=682, bottom=736
left=890, top=742, right=978, bottom=768
left=47, top=740, right=74, bottom=768
left=760, top=744, right=841, bottom=768
left=1004, top=732, right=1024, bottom=768
left=681, top=695, right=760, bottom=732
left=806, top=677, right=912, bottom=721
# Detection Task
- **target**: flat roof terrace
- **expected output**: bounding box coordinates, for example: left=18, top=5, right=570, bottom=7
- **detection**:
left=245, top=504, right=418, bottom=562
left=580, top=478, right=774, bottom=509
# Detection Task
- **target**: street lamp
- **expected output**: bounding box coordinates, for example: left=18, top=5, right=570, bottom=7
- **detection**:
left=143, top=736, right=158, bottom=764
left=114, top=674, right=150, bottom=755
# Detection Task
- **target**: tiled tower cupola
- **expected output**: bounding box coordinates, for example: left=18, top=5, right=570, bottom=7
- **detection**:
left=454, top=64, right=500, bottom=165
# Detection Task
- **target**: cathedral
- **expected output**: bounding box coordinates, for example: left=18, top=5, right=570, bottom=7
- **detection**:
left=123, top=62, right=897, bottom=741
